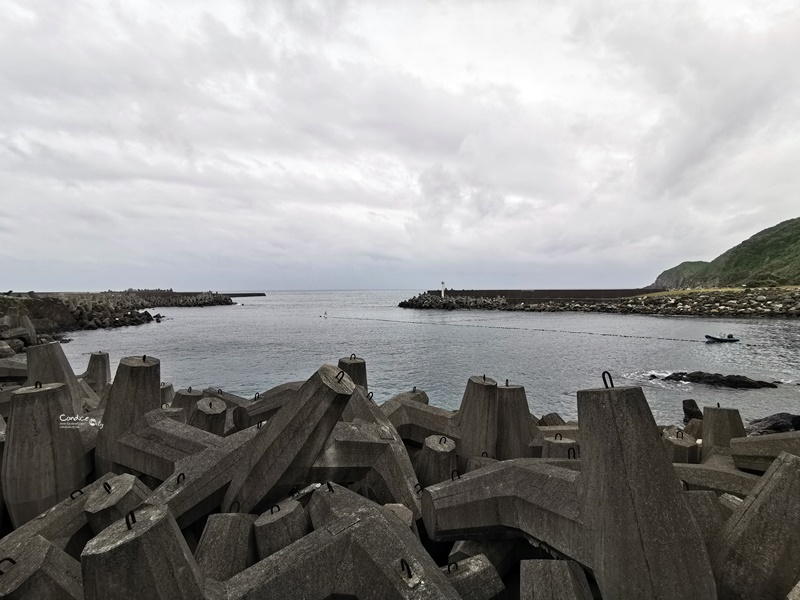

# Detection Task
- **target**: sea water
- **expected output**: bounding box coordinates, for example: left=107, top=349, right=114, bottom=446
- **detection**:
left=60, top=290, right=800, bottom=425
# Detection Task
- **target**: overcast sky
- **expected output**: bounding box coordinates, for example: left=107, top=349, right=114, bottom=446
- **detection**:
left=2, top=1, right=798, bottom=291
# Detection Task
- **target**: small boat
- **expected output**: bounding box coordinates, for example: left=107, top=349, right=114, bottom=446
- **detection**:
left=705, top=334, right=739, bottom=343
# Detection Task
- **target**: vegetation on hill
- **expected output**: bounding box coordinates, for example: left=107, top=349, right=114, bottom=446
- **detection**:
left=653, top=217, right=800, bottom=289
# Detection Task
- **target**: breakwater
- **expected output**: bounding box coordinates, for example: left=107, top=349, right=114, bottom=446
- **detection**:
left=0, top=291, right=234, bottom=336
left=1, top=345, right=799, bottom=598
left=400, top=288, right=800, bottom=317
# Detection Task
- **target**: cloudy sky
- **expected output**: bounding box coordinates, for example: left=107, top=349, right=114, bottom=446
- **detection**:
left=2, top=1, right=798, bottom=291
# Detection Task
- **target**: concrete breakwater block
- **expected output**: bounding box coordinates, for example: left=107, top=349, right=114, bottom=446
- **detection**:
left=223, top=364, right=355, bottom=513
left=712, top=451, right=800, bottom=600
left=496, top=382, right=538, bottom=460
left=337, top=354, right=368, bottom=390
left=2, top=383, right=92, bottom=528
left=83, top=473, right=150, bottom=535
left=456, top=375, right=499, bottom=467
left=0, top=534, right=83, bottom=600
left=702, top=406, right=746, bottom=461
left=730, top=430, right=800, bottom=473
left=541, top=436, right=580, bottom=460
left=413, top=434, right=457, bottom=489
left=441, top=554, right=505, bottom=600
left=520, top=559, right=593, bottom=600
left=169, top=387, right=203, bottom=421
left=194, top=513, right=257, bottom=581
left=80, top=505, right=203, bottom=600
left=253, top=499, right=310, bottom=560
left=232, top=381, right=302, bottom=431
left=188, top=397, right=226, bottom=435
left=662, top=425, right=699, bottom=463
left=79, top=352, right=110, bottom=399
left=578, top=385, right=716, bottom=600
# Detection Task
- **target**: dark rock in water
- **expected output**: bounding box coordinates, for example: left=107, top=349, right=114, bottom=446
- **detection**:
left=746, top=413, right=800, bottom=436
left=683, top=399, right=703, bottom=423
left=664, top=371, right=778, bottom=389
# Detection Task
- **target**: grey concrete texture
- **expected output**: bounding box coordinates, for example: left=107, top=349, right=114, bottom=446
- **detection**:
left=413, top=434, right=457, bottom=489
left=195, top=513, right=257, bottom=581
left=712, top=451, right=800, bottom=600
left=79, top=352, right=111, bottom=399
left=541, top=437, right=580, bottom=460
left=232, top=381, right=302, bottom=431
left=675, top=453, right=760, bottom=496
left=702, top=406, right=747, bottom=461
left=662, top=425, right=700, bottom=463
left=95, top=355, right=161, bottom=474
left=188, top=397, right=227, bottom=435
left=730, top=430, right=800, bottom=473
left=539, top=412, right=567, bottom=426
left=685, top=417, right=704, bottom=439
left=577, top=385, right=716, bottom=599
left=253, top=499, right=310, bottom=560
left=25, top=341, right=88, bottom=414
left=83, top=473, right=151, bottom=535
left=0, top=534, right=83, bottom=600
left=338, top=354, right=368, bottom=390
left=684, top=490, right=727, bottom=552
left=2, top=383, right=92, bottom=528
left=381, top=394, right=461, bottom=448
left=309, top=418, right=423, bottom=519
left=465, top=456, right=498, bottom=471
left=422, top=459, right=590, bottom=566
left=80, top=504, right=203, bottom=600
left=0, top=474, right=114, bottom=560
left=449, top=538, right=533, bottom=578
left=519, top=559, right=593, bottom=600
left=224, top=483, right=461, bottom=599
left=386, top=388, right=430, bottom=405
left=159, top=382, right=175, bottom=407
left=224, top=364, right=355, bottom=514
left=496, top=383, right=538, bottom=460
left=456, top=375, right=500, bottom=465
left=441, top=553, right=505, bottom=600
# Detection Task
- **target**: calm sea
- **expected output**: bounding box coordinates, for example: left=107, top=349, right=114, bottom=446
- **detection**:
left=60, top=290, right=800, bottom=425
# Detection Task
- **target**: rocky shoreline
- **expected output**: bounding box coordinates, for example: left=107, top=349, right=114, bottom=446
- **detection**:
left=399, top=288, right=800, bottom=317
left=0, top=291, right=233, bottom=336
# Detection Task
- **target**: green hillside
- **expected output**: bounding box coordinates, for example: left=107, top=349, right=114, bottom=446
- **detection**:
left=653, top=217, right=800, bottom=288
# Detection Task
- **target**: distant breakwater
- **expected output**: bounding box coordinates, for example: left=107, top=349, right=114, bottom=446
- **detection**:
left=399, top=288, right=800, bottom=317
left=0, top=291, right=235, bottom=335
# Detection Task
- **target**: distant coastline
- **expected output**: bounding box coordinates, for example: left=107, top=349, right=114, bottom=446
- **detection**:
left=399, top=287, right=800, bottom=318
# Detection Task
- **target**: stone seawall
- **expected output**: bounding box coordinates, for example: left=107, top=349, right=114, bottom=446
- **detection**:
left=0, top=291, right=234, bottom=335
left=400, top=288, right=800, bottom=317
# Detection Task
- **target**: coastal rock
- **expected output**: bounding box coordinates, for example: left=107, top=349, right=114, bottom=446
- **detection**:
left=745, top=413, right=800, bottom=436
left=682, top=399, right=703, bottom=423
left=663, top=371, right=778, bottom=389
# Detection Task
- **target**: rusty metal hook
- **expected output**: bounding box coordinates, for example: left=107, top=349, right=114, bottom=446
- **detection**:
left=676, top=430, right=684, bottom=439
left=481, top=451, right=488, bottom=457
left=188, top=386, right=192, bottom=393
left=254, top=392, right=260, bottom=400
left=367, top=391, right=374, bottom=401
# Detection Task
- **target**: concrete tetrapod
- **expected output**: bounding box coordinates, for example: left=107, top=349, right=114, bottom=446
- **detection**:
left=188, top=397, right=226, bottom=435
left=194, top=513, right=257, bottom=581
left=674, top=453, right=759, bottom=496
left=495, top=382, right=537, bottom=460
left=2, top=383, right=92, bottom=528
left=577, top=385, right=716, bottom=600
left=381, top=395, right=460, bottom=448
left=337, top=354, right=368, bottom=390
left=702, top=406, right=746, bottom=461
left=541, top=437, right=580, bottom=460
left=712, top=451, right=800, bottom=600
left=223, top=364, right=355, bottom=514
left=441, top=554, right=505, bottom=600
left=519, top=559, right=593, bottom=600
left=662, top=426, right=699, bottom=463
left=309, top=419, right=423, bottom=519
left=253, top=499, right=310, bottom=560
left=413, top=435, right=457, bottom=489
left=0, top=534, right=83, bottom=600
left=79, top=352, right=110, bottom=399
left=729, top=431, right=800, bottom=473
left=170, top=388, right=203, bottom=421
left=224, top=483, right=461, bottom=599
left=95, top=355, right=161, bottom=474
left=684, top=490, right=727, bottom=553
left=455, top=375, right=499, bottom=466
left=80, top=504, right=203, bottom=600
left=83, top=473, right=151, bottom=535
left=24, top=342, right=86, bottom=414
left=232, top=381, right=302, bottom=431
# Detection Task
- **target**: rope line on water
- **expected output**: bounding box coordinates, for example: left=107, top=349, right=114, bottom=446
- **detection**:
left=328, top=316, right=713, bottom=344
